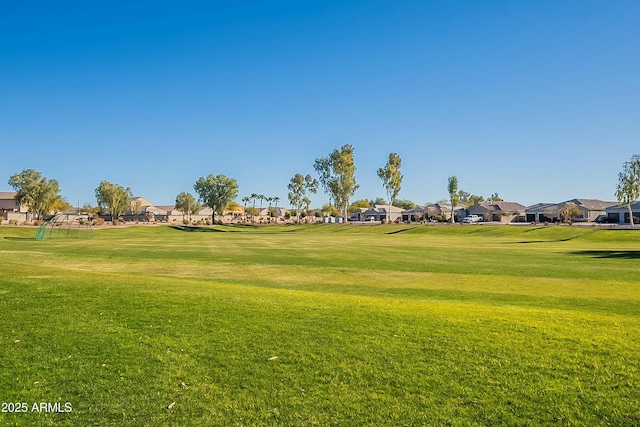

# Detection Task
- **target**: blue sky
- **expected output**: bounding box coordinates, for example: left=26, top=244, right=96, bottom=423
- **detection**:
left=2, top=1, right=639, bottom=208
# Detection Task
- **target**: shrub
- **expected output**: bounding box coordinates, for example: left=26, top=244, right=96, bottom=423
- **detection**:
left=0, top=217, right=3, bottom=225
left=93, top=218, right=105, bottom=226
left=9, top=220, right=18, bottom=225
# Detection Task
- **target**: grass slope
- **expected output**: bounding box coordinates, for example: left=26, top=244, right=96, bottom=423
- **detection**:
left=1, top=224, right=639, bottom=426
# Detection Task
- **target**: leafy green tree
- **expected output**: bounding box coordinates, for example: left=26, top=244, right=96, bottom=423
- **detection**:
left=314, top=144, right=359, bottom=221
left=616, top=154, right=640, bottom=227
left=559, top=202, right=580, bottom=223
left=95, top=181, right=133, bottom=219
left=81, top=202, right=98, bottom=214
left=394, top=199, right=416, bottom=210
left=349, top=199, right=371, bottom=212
left=488, top=192, right=503, bottom=202
left=457, top=190, right=484, bottom=206
left=175, top=192, right=201, bottom=223
left=313, top=157, right=333, bottom=206
left=468, top=194, right=485, bottom=206
left=225, top=200, right=240, bottom=216
left=8, top=169, right=62, bottom=220
left=53, top=198, right=74, bottom=213
left=288, top=173, right=318, bottom=224
left=377, top=152, right=403, bottom=223
left=287, top=175, right=304, bottom=223
left=194, top=174, right=239, bottom=223
left=322, top=203, right=340, bottom=217
left=245, top=207, right=259, bottom=217
left=457, top=190, right=470, bottom=202
left=447, top=176, right=459, bottom=223
left=130, top=198, right=143, bottom=216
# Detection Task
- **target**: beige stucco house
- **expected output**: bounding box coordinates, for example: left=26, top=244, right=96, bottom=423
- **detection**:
left=0, top=192, right=29, bottom=221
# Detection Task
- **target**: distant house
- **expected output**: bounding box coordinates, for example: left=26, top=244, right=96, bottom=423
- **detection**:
left=0, top=192, right=22, bottom=214
left=0, top=191, right=28, bottom=221
left=525, top=199, right=617, bottom=223
left=401, top=207, right=427, bottom=222
left=432, top=203, right=467, bottom=222
left=525, top=203, right=560, bottom=223
left=127, top=197, right=167, bottom=217
left=257, top=206, right=289, bottom=222
left=351, top=204, right=404, bottom=222
left=467, top=202, right=526, bottom=223
left=558, top=199, right=617, bottom=222
left=606, top=201, right=640, bottom=224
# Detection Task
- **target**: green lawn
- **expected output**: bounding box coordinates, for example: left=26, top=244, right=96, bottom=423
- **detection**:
left=1, top=224, right=639, bottom=426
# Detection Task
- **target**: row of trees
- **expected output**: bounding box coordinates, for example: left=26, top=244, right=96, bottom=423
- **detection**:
left=8, top=153, right=640, bottom=227
left=284, top=146, right=404, bottom=224
left=240, top=194, right=281, bottom=223
left=94, top=174, right=239, bottom=224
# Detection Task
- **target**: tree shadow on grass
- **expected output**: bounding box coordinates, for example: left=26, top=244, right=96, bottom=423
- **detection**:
left=3, top=237, right=34, bottom=241
left=170, top=225, right=233, bottom=233
left=387, top=228, right=411, bottom=235
left=505, top=237, right=581, bottom=244
left=570, top=250, right=640, bottom=259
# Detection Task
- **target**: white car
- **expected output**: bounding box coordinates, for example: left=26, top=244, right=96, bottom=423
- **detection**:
left=462, top=215, right=482, bottom=223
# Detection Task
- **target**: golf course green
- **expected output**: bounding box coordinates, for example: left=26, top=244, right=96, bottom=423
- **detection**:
left=1, top=224, right=639, bottom=426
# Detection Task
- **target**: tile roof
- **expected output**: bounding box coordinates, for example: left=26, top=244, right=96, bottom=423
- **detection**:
left=0, top=192, right=17, bottom=200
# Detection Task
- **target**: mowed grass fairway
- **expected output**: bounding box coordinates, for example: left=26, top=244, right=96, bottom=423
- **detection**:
left=1, top=224, right=639, bottom=426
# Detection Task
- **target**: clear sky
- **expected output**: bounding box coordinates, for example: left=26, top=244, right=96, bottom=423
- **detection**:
left=2, top=1, right=639, bottom=208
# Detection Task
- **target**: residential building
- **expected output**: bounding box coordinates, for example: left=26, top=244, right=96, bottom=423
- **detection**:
left=0, top=192, right=28, bottom=221
left=401, top=207, right=427, bottom=222
left=351, top=204, right=404, bottom=222
left=559, top=199, right=617, bottom=222
left=432, top=203, right=467, bottom=222
left=606, top=201, right=640, bottom=224
left=525, top=203, right=560, bottom=223
left=467, top=202, right=526, bottom=223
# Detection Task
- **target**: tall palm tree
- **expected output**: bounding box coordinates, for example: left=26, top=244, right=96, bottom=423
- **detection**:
left=250, top=193, right=258, bottom=223
left=258, top=194, right=266, bottom=223
left=241, top=196, right=250, bottom=223
left=266, top=196, right=273, bottom=223
left=272, top=196, right=280, bottom=223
